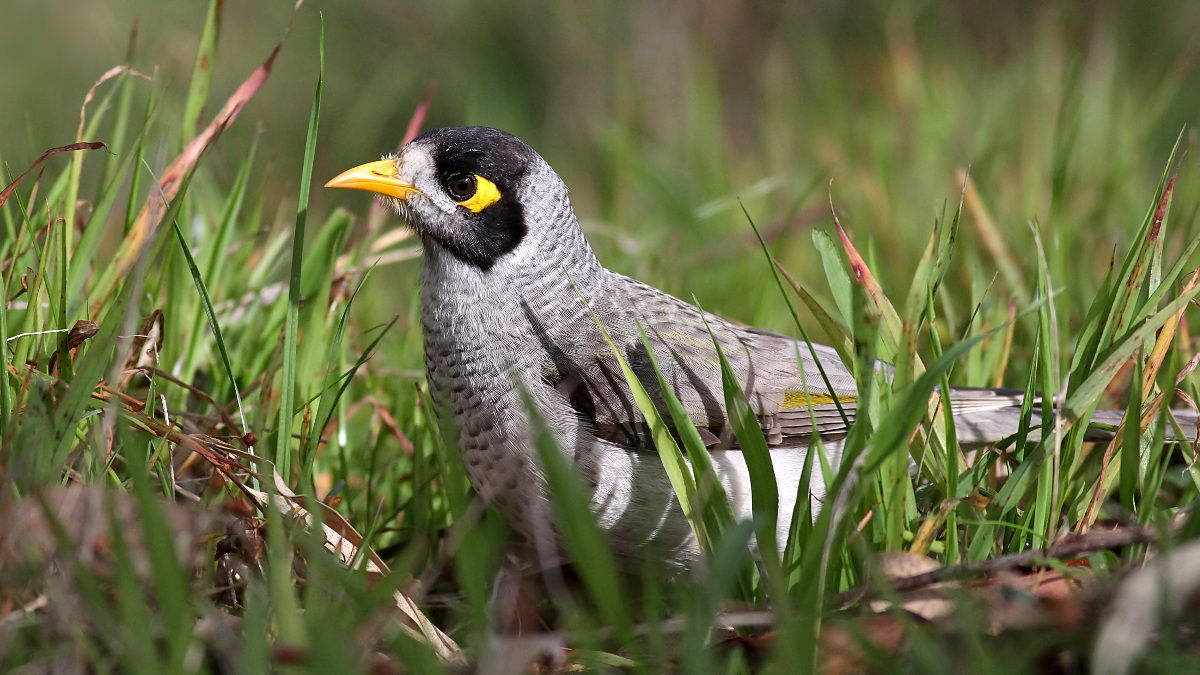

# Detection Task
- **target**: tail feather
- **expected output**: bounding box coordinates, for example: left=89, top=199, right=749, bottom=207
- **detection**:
left=948, top=387, right=1200, bottom=445
left=1087, top=408, right=1200, bottom=443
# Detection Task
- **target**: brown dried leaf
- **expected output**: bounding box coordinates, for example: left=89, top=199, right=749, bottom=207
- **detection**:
left=878, top=551, right=941, bottom=580
left=48, top=319, right=101, bottom=373
left=871, top=552, right=954, bottom=620
left=0, top=142, right=109, bottom=210
left=106, top=2, right=301, bottom=294
left=65, top=320, right=99, bottom=350
left=77, top=65, right=149, bottom=143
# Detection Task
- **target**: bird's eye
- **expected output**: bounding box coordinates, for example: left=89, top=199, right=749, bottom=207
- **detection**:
left=446, top=174, right=477, bottom=200
left=445, top=173, right=504, bottom=213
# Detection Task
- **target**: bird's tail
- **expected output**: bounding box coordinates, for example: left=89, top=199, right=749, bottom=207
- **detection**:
left=949, top=387, right=1200, bottom=446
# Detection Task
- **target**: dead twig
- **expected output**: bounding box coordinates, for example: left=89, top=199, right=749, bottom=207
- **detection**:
left=841, top=526, right=1158, bottom=605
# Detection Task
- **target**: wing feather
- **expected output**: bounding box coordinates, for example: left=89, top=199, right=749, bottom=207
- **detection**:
left=545, top=274, right=860, bottom=450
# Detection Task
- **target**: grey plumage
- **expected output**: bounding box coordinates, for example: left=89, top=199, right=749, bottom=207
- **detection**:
left=325, top=126, right=1198, bottom=573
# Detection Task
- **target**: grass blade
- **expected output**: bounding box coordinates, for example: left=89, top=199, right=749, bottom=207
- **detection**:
left=180, top=0, right=223, bottom=142
left=276, top=16, right=324, bottom=480
left=697, top=308, right=785, bottom=600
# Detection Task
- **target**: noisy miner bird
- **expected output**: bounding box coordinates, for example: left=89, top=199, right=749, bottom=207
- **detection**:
left=326, top=126, right=1196, bottom=574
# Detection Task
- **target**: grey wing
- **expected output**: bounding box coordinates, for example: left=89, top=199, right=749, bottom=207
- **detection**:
left=552, top=276, right=861, bottom=449
left=542, top=276, right=1200, bottom=452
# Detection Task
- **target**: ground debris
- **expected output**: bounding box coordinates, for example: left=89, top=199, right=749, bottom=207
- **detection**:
left=0, top=484, right=225, bottom=588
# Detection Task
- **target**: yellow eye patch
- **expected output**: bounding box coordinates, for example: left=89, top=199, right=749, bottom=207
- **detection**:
left=457, top=174, right=502, bottom=213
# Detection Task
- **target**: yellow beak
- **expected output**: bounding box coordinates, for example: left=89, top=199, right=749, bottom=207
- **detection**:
left=324, top=159, right=422, bottom=200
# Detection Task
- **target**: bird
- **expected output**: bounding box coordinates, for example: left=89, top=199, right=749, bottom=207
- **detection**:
left=325, top=126, right=1195, bottom=574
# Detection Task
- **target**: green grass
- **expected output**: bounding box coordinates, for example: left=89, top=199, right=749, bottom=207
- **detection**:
left=3, top=2, right=1200, bottom=672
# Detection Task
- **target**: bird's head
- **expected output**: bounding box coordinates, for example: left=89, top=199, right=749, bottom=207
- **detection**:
left=326, top=126, right=572, bottom=271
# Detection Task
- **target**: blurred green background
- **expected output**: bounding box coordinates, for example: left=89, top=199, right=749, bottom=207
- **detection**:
left=4, top=0, right=1199, bottom=338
